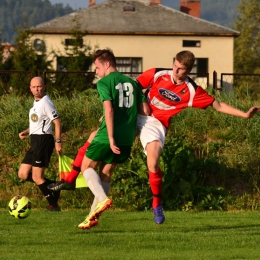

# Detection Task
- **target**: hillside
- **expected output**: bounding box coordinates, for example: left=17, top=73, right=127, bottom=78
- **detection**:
left=201, top=0, right=241, bottom=29
left=0, top=0, right=73, bottom=43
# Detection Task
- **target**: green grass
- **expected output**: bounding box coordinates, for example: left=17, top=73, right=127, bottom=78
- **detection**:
left=1, top=209, right=260, bottom=260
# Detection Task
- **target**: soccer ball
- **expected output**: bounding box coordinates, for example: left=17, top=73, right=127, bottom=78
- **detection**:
left=8, top=195, right=32, bottom=219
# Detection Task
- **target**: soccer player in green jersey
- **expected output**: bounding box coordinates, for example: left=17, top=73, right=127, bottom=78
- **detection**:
left=78, top=48, right=149, bottom=229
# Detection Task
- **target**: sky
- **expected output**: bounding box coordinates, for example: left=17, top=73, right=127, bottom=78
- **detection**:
left=49, top=0, right=106, bottom=9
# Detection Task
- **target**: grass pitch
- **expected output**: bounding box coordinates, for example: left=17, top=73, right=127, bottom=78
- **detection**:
left=1, top=209, right=260, bottom=260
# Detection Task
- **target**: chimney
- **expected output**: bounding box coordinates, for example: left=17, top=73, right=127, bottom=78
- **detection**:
left=180, top=0, right=200, bottom=18
left=89, top=0, right=95, bottom=7
left=150, top=0, right=161, bottom=5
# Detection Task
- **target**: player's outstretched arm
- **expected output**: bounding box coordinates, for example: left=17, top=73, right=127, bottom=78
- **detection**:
left=212, top=100, right=260, bottom=118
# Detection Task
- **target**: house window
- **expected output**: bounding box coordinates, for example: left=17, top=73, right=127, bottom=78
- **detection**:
left=123, top=5, right=135, bottom=12
left=183, top=40, right=201, bottom=47
left=57, top=56, right=69, bottom=71
left=116, top=58, right=142, bottom=73
left=191, top=58, right=208, bottom=73
left=65, top=38, right=83, bottom=47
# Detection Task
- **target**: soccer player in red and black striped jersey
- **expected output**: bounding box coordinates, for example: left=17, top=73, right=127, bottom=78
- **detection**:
left=48, top=50, right=260, bottom=226
left=137, top=50, right=260, bottom=224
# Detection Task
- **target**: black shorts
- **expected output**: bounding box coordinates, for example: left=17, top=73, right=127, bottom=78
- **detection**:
left=22, top=134, right=54, bottom=168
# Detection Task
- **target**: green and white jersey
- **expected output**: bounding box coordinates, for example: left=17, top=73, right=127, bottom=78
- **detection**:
left=95, top=71, right=146, bottom=145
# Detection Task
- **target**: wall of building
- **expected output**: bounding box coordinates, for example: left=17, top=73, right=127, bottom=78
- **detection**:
left=32, top=33, right=234, bottom=86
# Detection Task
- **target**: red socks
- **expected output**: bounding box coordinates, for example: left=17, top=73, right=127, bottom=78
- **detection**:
left=149, top=169, right=162, bottom=209
left=65, top=141, right=90, bottom=183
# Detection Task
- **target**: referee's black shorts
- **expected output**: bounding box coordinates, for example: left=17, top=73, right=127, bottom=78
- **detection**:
left=22, top=134, right=54, bottom=168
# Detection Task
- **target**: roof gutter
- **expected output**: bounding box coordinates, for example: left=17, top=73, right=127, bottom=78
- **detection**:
left=30, top=30, right=240, bottom=37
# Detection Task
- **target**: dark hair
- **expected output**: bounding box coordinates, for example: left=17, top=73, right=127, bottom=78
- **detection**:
left=93, top=48, right=116, bottom=67
left=175, top=50, right=195, bottom=70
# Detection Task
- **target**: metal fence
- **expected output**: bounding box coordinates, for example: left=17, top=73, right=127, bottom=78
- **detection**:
left=43, top=71, right=210, bottom=95
left=3, top=70, right=260, bottom=97
left=189, top=73, right=209, bottom=89
left=0, top=70, right=209, bottom=94
left=220, top=73, right=260, bottom=96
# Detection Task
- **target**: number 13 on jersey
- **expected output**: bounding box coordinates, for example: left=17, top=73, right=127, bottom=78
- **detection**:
left=116, top=83, right=134, bottom=108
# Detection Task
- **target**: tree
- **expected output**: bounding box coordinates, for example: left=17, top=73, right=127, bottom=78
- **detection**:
left=232, top=0, right=260, bottom=100
left=53, top=17, right=93, bottom=72
left=49, top=17, right=95, bottom=95
left=12, top=26, right=53, bottom=74
left=0, top=25, right=53, bottom=95
left=234, top=0, right=260, bottom=74
left=0, top=18, right=95, bottom=97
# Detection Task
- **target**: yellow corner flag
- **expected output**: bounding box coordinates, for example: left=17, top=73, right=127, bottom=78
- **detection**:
left=58, top=155, right=87, bottom=188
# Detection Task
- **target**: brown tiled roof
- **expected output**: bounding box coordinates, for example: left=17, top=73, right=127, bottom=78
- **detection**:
left=31, top=0, right=240, bottom=37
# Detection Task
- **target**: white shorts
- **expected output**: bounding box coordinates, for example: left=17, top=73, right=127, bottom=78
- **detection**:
left=137, top=114, right=167, bottom=154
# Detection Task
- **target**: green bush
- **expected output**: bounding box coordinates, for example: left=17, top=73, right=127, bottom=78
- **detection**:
left=1, top=90, right=260, bottom=211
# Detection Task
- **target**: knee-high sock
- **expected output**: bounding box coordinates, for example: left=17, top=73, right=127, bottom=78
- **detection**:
left=38, top=181, right=57, bottom=206
left=65, top=141, right=90, bottom=183
left=83, top=168, right=107, bottom=203
left=149, top=169, right=162, bottom=209
left=90, top=181, right=111, bottom=214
